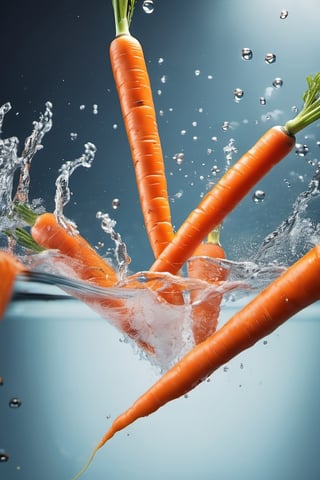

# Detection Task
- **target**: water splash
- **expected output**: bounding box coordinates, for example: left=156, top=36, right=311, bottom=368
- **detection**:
left=254, top=164, right=320, bottom=265
left=96, top=211, right=131, bottom=281
left=54, top=142, right=96, bottom=230
left=14, top=101, right=53, bottom=205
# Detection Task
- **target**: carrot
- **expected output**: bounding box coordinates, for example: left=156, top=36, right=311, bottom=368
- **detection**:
left=13, top=203, right=156, bottom=353
left=31, top=212, right=118, bottom=287
left=72, top=244, right=320, bottom=479
left=110, top=0, right=174, bottom=259
left=0, top=251, right=25, bottom=320
left=150, top=73, right=320, bottom=275
left=187, top=227, right=227, bottom=344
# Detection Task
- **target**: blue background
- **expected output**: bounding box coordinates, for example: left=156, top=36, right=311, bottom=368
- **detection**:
left=1, top=1, right=320, bottom=479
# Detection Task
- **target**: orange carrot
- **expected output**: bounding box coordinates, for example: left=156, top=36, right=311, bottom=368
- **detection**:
left=14, top=205, right=156, bottom=352
left=150, top=73, right=320, bottom=275
left=187, top=228, right=227, bottom=344
left=110, top=0, right=174, bottom=258
left=31, top=212, right=118, bottom=287
left=150, top=126, right=295, bottom=274
left=72, top=244, right=320, bottom=479
left=0, top=251, right=25, bottom=320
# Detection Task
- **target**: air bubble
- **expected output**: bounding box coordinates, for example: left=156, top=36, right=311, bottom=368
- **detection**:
left=272, top=77, right=283, bottom=88
left=158, top=57, right=164, bottom=64
left=70, top=132, right=78, bottom=141
left=92, top=104, right=98, bottom=115
left=221, top=121, right=229, bottom=131
left=280, top=10, right=288, bottom=19
left=9, top=398, right=22, bottom=409
left=142, top=0, right=154, bottom=14
left=112, top=124, right=118, bottom=130
left=160, top=75, right=167, bottom=84
left=265, top=53, right=276, bottom=64
left=173, top=152, right=184, bottom=165
left=180, top=129, right=187, bottom=136
left=252, top=190, right=265, bottom=203
left=79, top=104, right=85, bottom=110
left=112, top=198, right=120, bottom=210
left=194, top=69, right=201, bottom=76
left=0, top=452, right=9, bottom=462
left=234, top=88, right=244, bottom=102
left=259, top=97, right=267, bottom=105
left=241, top=48, right=253, bottom=60
left=295, top=144, right=309, bottom=157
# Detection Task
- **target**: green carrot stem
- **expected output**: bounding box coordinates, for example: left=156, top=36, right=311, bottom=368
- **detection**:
left=207, top=225, right=222, bottom=245
left=13, top=203, right=39, bottom=226
left=285, top=73, right=320, bottom=135
left=112, top=0, right=137, bottom=36
left=3, top=227, right=44, bottom=253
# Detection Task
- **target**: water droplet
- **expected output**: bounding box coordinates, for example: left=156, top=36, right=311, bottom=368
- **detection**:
left=112, top=123, right=118, bottom=130
left=192, top=135, right=198, bottom=141
left=70, top=132, right=78, bottom=141
left=142, top=0, right=154, bottom=14
left=221, top=121, right=229, bottom=131
left=192, top=121, right=197, bottom=127
left=9, top=398, right=22, bottom=408
left=92, top=104, right=98, bottom=115
left=265, top=53, right=276, bottom=64
left=272, top=77, right=283, bottom=88
left=194, top=69, right=201, bottom=76
left=0, top=452, right=9, bottom=462
left=207, top=74, right=213, bottom=80
left=280, top=9, right=288, bottom=19
left=180, top=129, right=187, bottom=135
left=241, top=48, right=253, bottom=60
left=211, top=165, right=220, bottom=176
left=211, top=136, right=218, bottom=142
left=173, top=152, right=184, bottom=165
left=295, top=144, right=309, bottom=157
left=252, top=189, right=265, bottom=203
left=158, top=57, right=164, bottom=64
left=259, top=96, right=266, bottom=105
left=79, top=104, right=85, bottom=110
left=112, top=198, right=120, bottom=210
left=234, top=88, right=244, bottom=102
left=160, top=75, right=167, bottom=84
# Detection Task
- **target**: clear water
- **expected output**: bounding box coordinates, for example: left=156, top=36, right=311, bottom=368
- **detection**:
left=1, top=1, right=320, bottom=479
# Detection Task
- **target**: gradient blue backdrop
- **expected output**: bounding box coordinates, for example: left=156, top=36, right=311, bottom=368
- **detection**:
left=1, top=1, right=320, bottom=479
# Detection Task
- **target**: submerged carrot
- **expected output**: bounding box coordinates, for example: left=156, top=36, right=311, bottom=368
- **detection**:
left=72, top=244, right=320, bottom=479
left=0, top=251, right=25, bottom=320
left=110, top=0, right=174, bottom=258
left=31, top=212, right=118, bottom=287
left=150, top=73, right=320, bottom=275
left=187, top=227, right=227, bottom=344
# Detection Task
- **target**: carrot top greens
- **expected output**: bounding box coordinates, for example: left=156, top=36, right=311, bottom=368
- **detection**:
left=285, top=73, right=320, bottom=135
left=112, top=0, right=137, bottom=36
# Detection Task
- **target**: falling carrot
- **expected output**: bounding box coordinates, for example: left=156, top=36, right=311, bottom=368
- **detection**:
left=150, top=73, right=320, bottom=275
left=187, top=227, right=227, bottom=344
left=0, top=250, right=25, bottom=320
left=110, top=0, right=174, bottom=259
left=71, top=243, right=320, bottom=479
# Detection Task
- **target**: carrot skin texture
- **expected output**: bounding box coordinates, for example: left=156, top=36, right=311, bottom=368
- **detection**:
left=31, top=213, right=118, bottom=287
left=96, top=244, right=320, bottom=448
left=110, top=34, right=174, bottom=258
left=187, top=242, right=227, bottom=344
left=0, top=251, right=25, bottom=319
left=151, top=126, right=295, bottom=274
